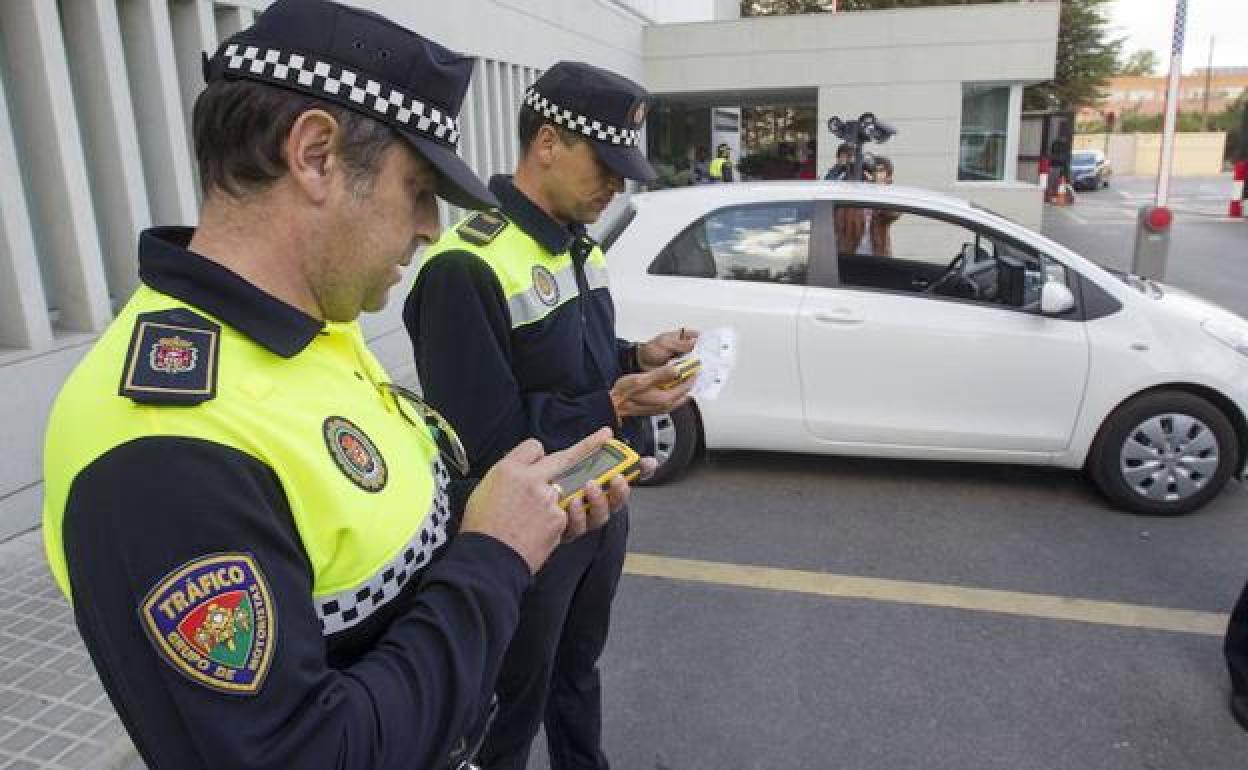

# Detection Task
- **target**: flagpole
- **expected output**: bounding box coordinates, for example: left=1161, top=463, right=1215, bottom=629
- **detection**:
left=1156, top=0, right=1186, bottom=207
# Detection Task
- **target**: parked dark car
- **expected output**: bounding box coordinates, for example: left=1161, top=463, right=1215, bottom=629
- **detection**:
left=1070, top=149, right=1112, bottom=191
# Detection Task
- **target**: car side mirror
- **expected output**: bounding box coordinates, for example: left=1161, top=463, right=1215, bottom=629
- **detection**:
left=1040, top=281, right=1075, bottom=315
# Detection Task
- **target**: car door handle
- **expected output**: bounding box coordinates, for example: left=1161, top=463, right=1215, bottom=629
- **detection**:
left=812, top=309, right=863, bottom=325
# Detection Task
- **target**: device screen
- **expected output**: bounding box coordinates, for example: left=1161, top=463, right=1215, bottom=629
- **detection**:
left=554, top=444, right=628, bottom=491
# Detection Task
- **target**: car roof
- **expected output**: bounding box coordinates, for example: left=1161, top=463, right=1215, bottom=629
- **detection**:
left=631, top=181, right=976, bottom=212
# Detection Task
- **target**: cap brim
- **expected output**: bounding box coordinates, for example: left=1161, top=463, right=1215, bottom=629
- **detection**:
left=401, top=132, right=498, bottom=211
left=594, top=143, right=657, bottom=183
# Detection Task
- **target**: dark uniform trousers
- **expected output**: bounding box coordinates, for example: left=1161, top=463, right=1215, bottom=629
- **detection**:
left=482, top=507, right=629, bottom=770
left=1226, top=581, right=1248, bottom=706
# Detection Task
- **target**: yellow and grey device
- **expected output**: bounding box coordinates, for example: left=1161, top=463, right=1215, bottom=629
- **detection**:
left=659, top=354, right=701, bottom=390
left=552, top=439, right=642, bottom=510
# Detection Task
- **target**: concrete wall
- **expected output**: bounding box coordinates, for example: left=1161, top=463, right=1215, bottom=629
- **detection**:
left=1074, top=133, right=1229, bottom=177
left=0, top=0, right=645, bottom=541
left=643, top=2, right=1060, bottom=229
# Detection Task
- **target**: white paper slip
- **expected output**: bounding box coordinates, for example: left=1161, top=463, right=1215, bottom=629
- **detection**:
left=689, top=327, right=736, bottom=400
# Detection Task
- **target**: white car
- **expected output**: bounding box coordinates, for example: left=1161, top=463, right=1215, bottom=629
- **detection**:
left=603, top=182, right=1248, bottom=515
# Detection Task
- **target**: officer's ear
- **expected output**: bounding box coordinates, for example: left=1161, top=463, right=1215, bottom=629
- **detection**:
left=529, top=123, right=564, bottom=168
left=284, top=109, right=342, bottom=204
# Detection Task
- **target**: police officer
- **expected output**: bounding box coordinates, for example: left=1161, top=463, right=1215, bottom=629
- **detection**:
left=709, top=142, right=735, bottom=182
left=41, top=3, right=636, bottom=769
left=403, top=62, right=696, bottom=769
left=1226, top=584, right=1248, bottom=730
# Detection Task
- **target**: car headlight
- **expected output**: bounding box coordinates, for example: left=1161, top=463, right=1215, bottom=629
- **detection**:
left=1202, top=318, right=1248, bottom=356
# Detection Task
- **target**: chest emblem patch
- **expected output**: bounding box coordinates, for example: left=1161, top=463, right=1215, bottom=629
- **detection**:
left=139, top=553, right=275, bottom=696
left=532, top=265, right=560, bottom=307
left=324, top=416, right=388, bottom=492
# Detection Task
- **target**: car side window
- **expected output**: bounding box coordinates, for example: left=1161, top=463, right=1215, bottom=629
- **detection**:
left=834, top=206, right=1072, bottom=312
left=835, top=206, right=978, bottom=295
left=649, top=202, right=812, bottom=285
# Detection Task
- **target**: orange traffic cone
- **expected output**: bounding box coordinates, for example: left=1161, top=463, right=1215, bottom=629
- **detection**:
left=1053, top=175, right=1075, bottom=206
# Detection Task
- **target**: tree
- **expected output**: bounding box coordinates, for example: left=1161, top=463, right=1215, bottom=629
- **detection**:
left=1023, top=0, right=1122, bottom=110
left=740, top=0, right=1123, bottom=112
left=1119, top=49, right=1160, bottom=76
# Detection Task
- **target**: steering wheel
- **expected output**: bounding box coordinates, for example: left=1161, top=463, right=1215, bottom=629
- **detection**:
left=924, top=250, right=980, bottom=299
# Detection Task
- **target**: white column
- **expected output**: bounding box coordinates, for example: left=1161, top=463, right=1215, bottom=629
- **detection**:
left=0, top=69, right=53, bottom=350
left=0, top=0, right=113, bottom=333
left=1005, top=84, right=1022, bottom=183
left=499, top=63, right=516, bottom=172
left=61, top=0, right=153, bottom=306
left=213, top=4, right=249, bottom=38
left=119, top=0, right=200, bottom=225
left=488, top=61, right=507, bottom=178
left=171, top=0, right=221, bottom=200
left=472, top=61, right=495, bottom=180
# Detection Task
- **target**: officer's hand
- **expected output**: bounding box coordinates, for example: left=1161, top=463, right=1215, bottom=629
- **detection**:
left=610, top=365, right=695, bottom=419
left=637, top=329, right=699, bottom=371
left=462, top=428, right=613, bottom=573
left=561, top=455, right=655, bottom=542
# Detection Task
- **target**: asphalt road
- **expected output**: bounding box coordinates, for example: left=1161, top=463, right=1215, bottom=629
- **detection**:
left=531, top=178, right=1248, bottom=769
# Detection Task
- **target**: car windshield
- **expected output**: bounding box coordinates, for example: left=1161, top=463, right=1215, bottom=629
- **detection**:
left=1072, top=152, right=1097, bottom=165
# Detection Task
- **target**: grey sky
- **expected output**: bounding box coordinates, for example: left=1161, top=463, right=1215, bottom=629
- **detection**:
left=1109, top=0, right=1248, bottom=72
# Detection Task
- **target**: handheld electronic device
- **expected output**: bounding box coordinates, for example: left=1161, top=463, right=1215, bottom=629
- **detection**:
left=659, top=354, right=701, bottom=390
left=552, top=439, right=642, bottom=510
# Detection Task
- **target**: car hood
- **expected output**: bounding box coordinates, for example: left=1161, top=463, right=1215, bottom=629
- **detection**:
left=1103, top=267, right=1245, bottom=325
left=1152, top=281, right=1247, bottom=325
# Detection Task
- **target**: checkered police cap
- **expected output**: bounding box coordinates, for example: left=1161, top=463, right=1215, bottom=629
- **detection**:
left=202, top=0, right=496, bottom=210
left=524, top=62, right=657, bottom=183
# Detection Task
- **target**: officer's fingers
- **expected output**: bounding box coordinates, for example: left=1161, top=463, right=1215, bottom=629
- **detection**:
left=533, top=427, right=613, bottom=479
left=637, top=456, right=659, bottom=481
left=503, top=438, right=546, bottom=467
left=561, top=493, right=589, bottom=543
left=602, top=473, right=630, bottom=516
left=581, top=478, right=612, bottom=529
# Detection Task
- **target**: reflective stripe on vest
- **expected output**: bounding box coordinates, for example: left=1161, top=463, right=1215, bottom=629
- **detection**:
left=423, top=213, right=611, bottom=330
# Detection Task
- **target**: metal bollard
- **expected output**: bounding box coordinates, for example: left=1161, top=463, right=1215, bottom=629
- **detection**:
left=1132, top=205, right=1172, bottom=280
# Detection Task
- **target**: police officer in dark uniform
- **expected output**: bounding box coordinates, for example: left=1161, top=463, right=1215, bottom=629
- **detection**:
left=1226, top=584, right=1248, bottom=730
left=403, top=62, right=696, bottom=769
left=41, top=3, right=638, bottom=769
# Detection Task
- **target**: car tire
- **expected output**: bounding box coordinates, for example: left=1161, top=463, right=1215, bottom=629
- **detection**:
left=638, top=403, right=699, bottom=486
left=1087, top=391, right=1238, bottom=515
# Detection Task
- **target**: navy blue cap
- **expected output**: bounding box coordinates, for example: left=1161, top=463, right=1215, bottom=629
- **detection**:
left=203, top=0, right=495, bottom=210
left=524, top=62, right=656, bottom=183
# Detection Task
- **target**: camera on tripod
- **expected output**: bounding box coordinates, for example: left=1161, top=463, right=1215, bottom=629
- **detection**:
left=826, top=112, right=896, bottom=181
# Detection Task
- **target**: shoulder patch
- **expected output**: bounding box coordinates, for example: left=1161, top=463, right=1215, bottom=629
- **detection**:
left=139, top=553, right=276, bottom=696
left=457, top=210, right=508, bottom=246
left=120, top=309, right=220, bottom=405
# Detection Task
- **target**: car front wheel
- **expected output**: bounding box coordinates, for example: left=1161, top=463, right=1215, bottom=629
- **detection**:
left=1088, top=391, right=1238, bottom=515
left=638, top=404, right=699, bottom=486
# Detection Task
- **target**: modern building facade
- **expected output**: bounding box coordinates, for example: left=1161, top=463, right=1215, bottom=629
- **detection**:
left=0, top=0, right=1058, bottom=539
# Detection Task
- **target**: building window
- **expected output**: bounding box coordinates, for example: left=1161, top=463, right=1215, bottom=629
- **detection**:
left=959, top=84, right=1010, bottom=181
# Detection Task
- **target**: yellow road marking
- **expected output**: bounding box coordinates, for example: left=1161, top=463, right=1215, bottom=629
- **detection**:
left=624, top=553, right=1228, bottom=637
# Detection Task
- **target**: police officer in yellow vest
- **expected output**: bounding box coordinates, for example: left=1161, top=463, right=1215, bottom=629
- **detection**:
left=41, top=3, right=638, bottom=769
left=709, top=143, right=734, bottom=182
left=403, top=62, right=697, bottom=770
